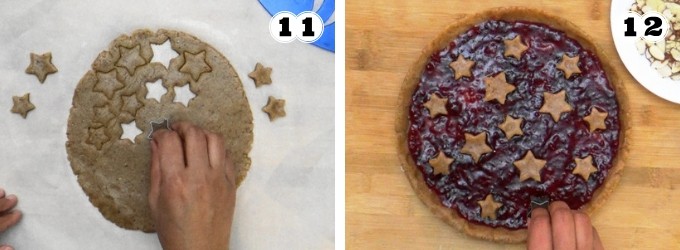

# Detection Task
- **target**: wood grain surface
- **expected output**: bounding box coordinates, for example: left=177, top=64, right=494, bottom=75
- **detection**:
left=346, top=1, right=680, bottom=249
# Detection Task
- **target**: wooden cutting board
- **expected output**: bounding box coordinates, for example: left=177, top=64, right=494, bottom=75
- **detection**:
left=346, top=1, right=680, bottom=249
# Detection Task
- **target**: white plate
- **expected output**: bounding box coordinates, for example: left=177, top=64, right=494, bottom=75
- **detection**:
left=611, top=0, right=680, bottom=103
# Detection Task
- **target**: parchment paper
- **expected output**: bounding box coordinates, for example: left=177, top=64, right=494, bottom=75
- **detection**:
left=0, top=0, right=334, bottom=249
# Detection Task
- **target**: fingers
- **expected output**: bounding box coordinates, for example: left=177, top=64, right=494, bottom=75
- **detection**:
left=549, top=201, right=576, bottom=250
left=593, top=227, right=605, bottom=250
left=573, top=211, right=594, bottom=250
left=0, top=210, right=21, bottom=233
left=149, top=140, right=161, bottom=204
left=206, top=132, right=226, bottom=171
left=224, top=151, right=236, bottom=185
left=0, top=195, right=17, bottom=214
left=172, top=122, right=210, bottom=170
left=152, top=129, right=185, bottom=178
left=0, top=245, right=14, bottom=250
left=527, top=207, right=552, bottom=250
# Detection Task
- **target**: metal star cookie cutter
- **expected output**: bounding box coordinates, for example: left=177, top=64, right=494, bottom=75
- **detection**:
left=529, top=195, right=550, bottom=216
left=147, top=118, right=171, bottom=139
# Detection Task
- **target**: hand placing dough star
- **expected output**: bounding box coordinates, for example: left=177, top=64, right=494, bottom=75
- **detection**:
left=429, top=150, right=454, bottom=175
left=499, top=115, right=523, bottom=139
left=539, top=90, right=572, bottom=122
left=478, top=194, right=502, bottom=220
left=503, top=35, right=528, bottom=60
left=423, top=93, right=448, bottom=118
left=573, top=155, right=598, bottom=180
left=449, top=55, right=475, bottom=80
left=460, top=132, right=493, bottom=163
left=180, top=51, right=212, bottom=81
left=556, top=54, right=582, bottom=79
left=11, top=93, right=36, bottom=118
left=483, top=72, right=516, bottom=104
left=513, top=150, right=546, bottom=182
left=262, top=96, right=286, bottom=121
left=583, top=107, right=608, bottom=132
left=25, top=52, right=58, bottom=83
left=248, top=63, right=273, bottom=87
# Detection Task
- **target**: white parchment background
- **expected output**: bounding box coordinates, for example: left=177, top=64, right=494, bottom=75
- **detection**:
left=0, top=0, right=335, bottom=249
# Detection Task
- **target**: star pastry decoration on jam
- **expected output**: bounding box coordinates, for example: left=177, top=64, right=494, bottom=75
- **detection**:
left=25, top=52, right=58, bottom=83
left=423, top=93, right=448, bottom=118
left=262, top=96, right=286, bottom=121
left=11, top=93, right=35, bottom=118
left=483, top=72, right=516, bottom=104
left=556, top=54, right=582, bottom=79
left=248, top=63, right=273, bottom=87
left=499, top=115, right=523, bottom=139
left=87, top=124, right=109, bottom=150
left=477, top=194, right=503, bottom=220
left=503, top=35, right=528, bottom=60
left=572, top=155, right=597, bottom=180
left=460, top=132, right=492, bottom=163
left=513, top=150, right=546, bottom=182
left=180, top=51, right=212, bottom=81
left=583, top=107, right=608, bottom=132
left=94, top=70, right=125, bottom=99
left=539, top=90, right=572, bottom=122
left=116, top=45, right=146, bottom=75
left=429, top=151, right=454, bottom=175
left=449, top=55, right=475, bottom=80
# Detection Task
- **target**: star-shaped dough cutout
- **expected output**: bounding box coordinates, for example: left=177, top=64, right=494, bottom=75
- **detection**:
left=460, top=132, right=492, bottom=163
left=87, top=124, right=109, bottom=150
left=478, top=194, right=503, bottom=220
left=25, top=52, right=58, bottom=83
left=262, top=96, right=286, bottom=121
left=93, top=105, right=115, bottom=125
left=499, top=115, right=523, bottom=139
left=116, top=45, right=146, bottom=75
left=483, top=72, right=516, bottom=104
left=513, top=150, right=546, bottom=182
left=11, top=93, right=35, bottom=118
left=94, top=70, right=125, bottom=99
left=572, top=155, right=598, bottom=180
left=556, top=54, right=582, bottom=79
left=179, top=51, right=212, bottom=81
left=539, top=90, right=572, bottom=122
left=121, top=94, right=142, bottom=117
left=503, top=35, right=528, bottom=60
left=449, top=55, right=475, bottom=80
left=429, top=151, right=454, bottom=175
left=423, top=93, right=448, bottom=118
left=583, top=107, right=608, bottom=132
left=248, top=63, right=273, bottom=87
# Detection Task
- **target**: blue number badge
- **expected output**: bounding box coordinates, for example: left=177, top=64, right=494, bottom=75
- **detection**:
left=260, top=0, right=335, bottom=52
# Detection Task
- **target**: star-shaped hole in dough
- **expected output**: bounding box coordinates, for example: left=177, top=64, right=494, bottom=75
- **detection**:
left=121, top=120, right=142, bottom=143
left=556, top=54, right=582, bottom=79
left=503, top=35, right=528, bottom=60
left=173, top=84, right=196, bottom=107
left=94, top=70, right=125, bottom=100
left=248, top=63, right=273, bottom=87
left=25, top=52, right=58, bottom=83
left=429, top=150, right=454, bottom=175
left=423, top=93, right=448, bottom=118
left=539, top=90, right=572, bottom=122
left=460, top=132, right=492, bottom=163
left=583, top=107, right=608, bottom=132
left=262, top=96, right=286, bottom=121
left=449, top=55, right=475, bottom=80
left=116, top=45, right=146, bottom=75
left=499, top=115, right=523, bottom=139
left=572, top=155, right=598, bottom=180
left=150, top=40, right=179, bottom=69
left=145, top=79, right=166, bottom=103
left=478, top=194, right=503, bottom=220
left=87, top=124, right=109, bottom=150
left=11, top=93, right=35, bottom=118
left=179, top=51, right=212, bottom=81
left=483, top=72, right=516, bottom=104
left=513, top=150, right=546, bottom=182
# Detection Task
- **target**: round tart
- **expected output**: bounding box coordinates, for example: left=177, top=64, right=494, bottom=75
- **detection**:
left=395, top=8, right=629, bottom=242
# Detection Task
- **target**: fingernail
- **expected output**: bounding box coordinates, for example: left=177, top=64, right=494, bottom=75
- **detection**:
left=6, top=194, right=16, bottom=201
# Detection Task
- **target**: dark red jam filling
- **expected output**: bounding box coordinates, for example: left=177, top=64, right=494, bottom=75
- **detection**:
left=407, top=20, right=620, bottom=229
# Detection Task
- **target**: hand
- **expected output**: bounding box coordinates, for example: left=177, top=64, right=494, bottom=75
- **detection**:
left=149, top=122, right=236, bottom=250
left=527, top=201, right=603, bottom=250
left=0, top=188, right=21, bottom=250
